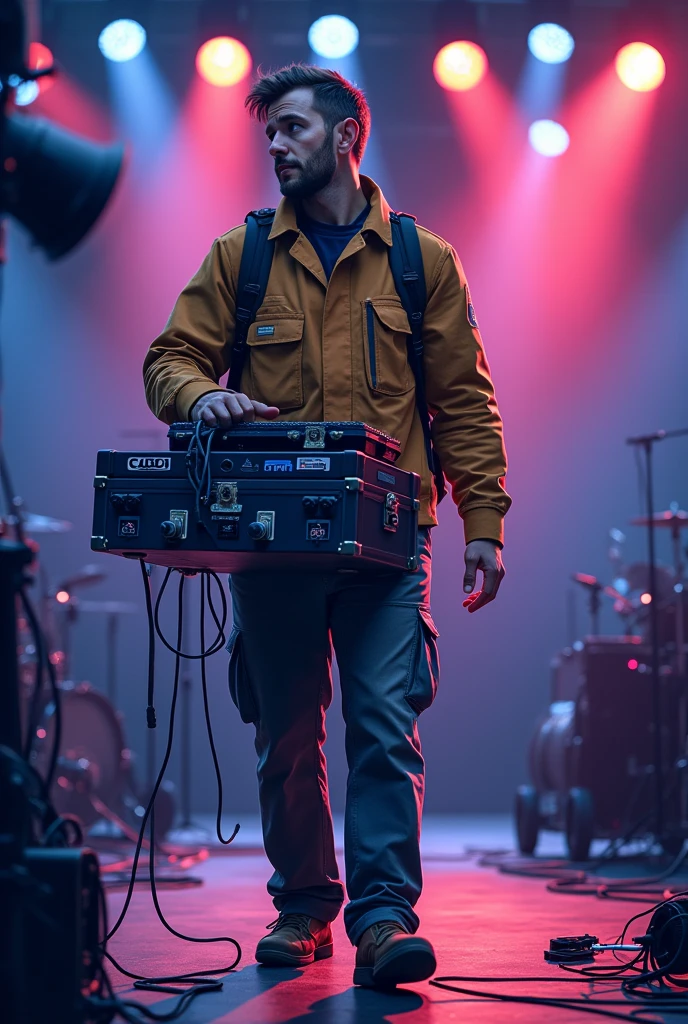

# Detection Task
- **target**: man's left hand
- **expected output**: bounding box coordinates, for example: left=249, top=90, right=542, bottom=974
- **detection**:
left=462, top=540, right=505, bottom=613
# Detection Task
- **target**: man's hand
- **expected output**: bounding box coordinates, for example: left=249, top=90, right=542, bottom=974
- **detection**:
left=191, top=390, right=280, bottom=426
left=462, top=540, right=505, bottom=613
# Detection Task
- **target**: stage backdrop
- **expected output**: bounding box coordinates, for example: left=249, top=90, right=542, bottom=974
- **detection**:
left=3, top=3, right=688, bottom=818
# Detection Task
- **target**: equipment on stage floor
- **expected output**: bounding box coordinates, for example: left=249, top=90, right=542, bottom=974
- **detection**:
left=91, top=422, right=421, bottom=574
left=516, top=422, right=688, bottom=862
left=517, top=636, right=681, bottom=861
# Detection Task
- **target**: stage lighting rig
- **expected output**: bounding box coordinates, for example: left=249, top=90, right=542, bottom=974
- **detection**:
left=0, top=6, right=124, bottom=259
left=196, top=35, right=252, bottom=87
left=528, top=23, right=575, bottom=64
left=616, top=42, right=666, bottom=92
left=98, top=18, right=147, bottom=63
left=308, top=15, right=359, bottom=59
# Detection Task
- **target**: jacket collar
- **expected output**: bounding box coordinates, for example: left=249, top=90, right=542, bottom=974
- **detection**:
left=268, top=174, right=393, bottom=247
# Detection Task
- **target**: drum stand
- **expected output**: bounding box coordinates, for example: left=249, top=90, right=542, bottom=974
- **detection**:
left=627, top=428, right=688, bottom=843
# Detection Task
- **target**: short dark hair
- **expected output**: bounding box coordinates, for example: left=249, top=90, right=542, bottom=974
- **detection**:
left=245, top=64, right=371, bottom=164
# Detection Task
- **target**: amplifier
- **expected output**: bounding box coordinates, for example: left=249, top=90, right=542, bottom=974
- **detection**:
left=91, top=447, right=420, bottom=573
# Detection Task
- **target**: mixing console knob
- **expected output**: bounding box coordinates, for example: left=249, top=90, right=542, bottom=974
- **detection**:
left=248, top=521, right=268, bottom=540
left=161, top=519, right=182, bottom=540
left=302, top=496, right=319, bottom=512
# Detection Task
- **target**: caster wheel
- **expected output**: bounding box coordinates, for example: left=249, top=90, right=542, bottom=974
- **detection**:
left=566, top=787, right=594, bottom=861
left=515, top=784, right=540, bottom=855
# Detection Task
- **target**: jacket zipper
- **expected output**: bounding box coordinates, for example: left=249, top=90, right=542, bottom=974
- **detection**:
left=365, top=299, right=377, bottom=389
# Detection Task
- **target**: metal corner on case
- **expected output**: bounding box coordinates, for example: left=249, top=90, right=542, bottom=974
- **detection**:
left=338, top=541, right=362, bottom=556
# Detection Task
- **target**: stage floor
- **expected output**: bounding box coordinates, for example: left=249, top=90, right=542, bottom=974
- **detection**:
left=105, top=814, right=687, bottom=1023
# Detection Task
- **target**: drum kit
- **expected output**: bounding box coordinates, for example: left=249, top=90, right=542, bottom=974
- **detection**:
left=572, top=502, right=687, bottom=669
left=9, top=508, right=176, bottom=840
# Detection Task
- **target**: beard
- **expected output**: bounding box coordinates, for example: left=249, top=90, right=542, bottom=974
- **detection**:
left=276, top=135, right=337, bottom=199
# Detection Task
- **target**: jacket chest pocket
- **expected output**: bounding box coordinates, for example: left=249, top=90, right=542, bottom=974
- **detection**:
left=361, top=297, right=415, bottom=397
left=246, top=313, right=305, bottom=410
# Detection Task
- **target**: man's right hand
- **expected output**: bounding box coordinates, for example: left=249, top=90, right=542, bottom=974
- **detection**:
left=191, top=390, right=280, bottom=426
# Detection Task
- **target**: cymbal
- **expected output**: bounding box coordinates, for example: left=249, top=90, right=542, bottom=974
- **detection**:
left=4, top=512, right=73, bottom=534
left=60, top=565, right=107, bottom=591
left=631, top=510, right=688, bottom=529
left=76, top=600, right=138, bottom=614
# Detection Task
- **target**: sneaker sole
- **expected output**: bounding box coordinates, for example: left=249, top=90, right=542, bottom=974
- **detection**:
left=256, top=941, right=334, bottom=967
left=353, top=941, right=436, bottom=989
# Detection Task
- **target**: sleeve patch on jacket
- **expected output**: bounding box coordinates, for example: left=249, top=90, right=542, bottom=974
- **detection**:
left=466, top=286, right=479, bottom=329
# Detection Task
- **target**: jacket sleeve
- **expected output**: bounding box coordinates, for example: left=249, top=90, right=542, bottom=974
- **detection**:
left=422, top=245, right=511, bottom=545
left=143, top=236, right=236, bottom=424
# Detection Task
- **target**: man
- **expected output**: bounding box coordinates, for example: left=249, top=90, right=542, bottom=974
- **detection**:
left=144, top=65, right=510, bottom=989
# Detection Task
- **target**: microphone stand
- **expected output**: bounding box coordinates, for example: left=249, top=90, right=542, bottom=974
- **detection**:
left=626, top=428, right=688, bottom=846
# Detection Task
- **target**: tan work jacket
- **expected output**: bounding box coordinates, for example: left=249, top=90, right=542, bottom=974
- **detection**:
left=144, top=176, right=510, bottom=543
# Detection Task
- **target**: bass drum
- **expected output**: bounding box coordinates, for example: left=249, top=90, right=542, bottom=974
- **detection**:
left=32, top=682, right=131, bottom=827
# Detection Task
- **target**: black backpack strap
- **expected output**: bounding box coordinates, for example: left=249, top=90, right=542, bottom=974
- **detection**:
left=388, top=212, right=446, bottom=503
left=227, top=208, right=276, bottom=392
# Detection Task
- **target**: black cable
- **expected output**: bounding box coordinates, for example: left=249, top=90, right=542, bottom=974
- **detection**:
left=19, top=585, right=46, bottom=758
left=140, top=558, right=158, bottom=730
left=100, top=567, right=241, bottom=1010
left=199, top=573, right=240, bottom=846
left=18, top=585, right=61, bottom=791
left=153, top=566, right=226, bottom=659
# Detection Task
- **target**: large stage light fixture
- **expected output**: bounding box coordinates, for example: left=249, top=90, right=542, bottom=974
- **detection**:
left=528, top=118, right=570, bottom=156
left=98, top=19, right=147, bottom=63
left=1, top=114, right=124, bottom=259
left=196, top=37, right=251, bottom=87
left=615, top=42, right=665, bottom=92
left=434, top=41, right=488, bottom=92
left=528, top=23, right=575, bottom=64
left=308, top=15, right=359, bottom=59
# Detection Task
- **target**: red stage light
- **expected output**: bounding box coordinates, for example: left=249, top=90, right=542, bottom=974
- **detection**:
left=615, top=42, right=665, bottom=92
left=640, top=592, right=652, bottom=605
left=434, top=41, right=488, bottom=92
left=56, top=590, right=70, bottom=604
left=627, top=659, right=639, bottom=670
left=196, top=37, right=252, bottom=87
left=27, top=41, right=55, bottom=96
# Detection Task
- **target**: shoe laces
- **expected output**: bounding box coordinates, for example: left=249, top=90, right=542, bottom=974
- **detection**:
left=371, top=921, right=405, bottom=946
left=266, top=913, right=314, bottom=941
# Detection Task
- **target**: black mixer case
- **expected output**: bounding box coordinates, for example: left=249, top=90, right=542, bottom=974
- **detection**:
left=91, top=448, right=420, bottom=573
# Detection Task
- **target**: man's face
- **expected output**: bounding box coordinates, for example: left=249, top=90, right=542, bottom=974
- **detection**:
left=265, top=87, right=337, bottom=199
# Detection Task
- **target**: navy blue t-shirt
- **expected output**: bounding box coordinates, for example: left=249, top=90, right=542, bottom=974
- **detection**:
left=297, top=204, right=371, bottom=279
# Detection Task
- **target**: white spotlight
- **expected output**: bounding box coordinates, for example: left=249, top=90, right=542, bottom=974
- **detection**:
left=528, top=119, right=570, bottom=157
left=308, top=15, right=359, bottom=59
left=14, top=80, right=40, bottom=106
left=528, top=23, right=575, bottom=65
left=98, top=19, right=147, bottom=63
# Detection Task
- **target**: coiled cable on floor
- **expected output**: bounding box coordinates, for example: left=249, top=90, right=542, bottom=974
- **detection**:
left=86, top=564, right=241, bottom=1021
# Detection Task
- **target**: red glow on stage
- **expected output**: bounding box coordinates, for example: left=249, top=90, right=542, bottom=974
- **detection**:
left=628, top=659, right=639, bottom=670
left=28, top=42, right=55, bottom=94
left=616, top=43, right=666, bottom=92
left=434, top=42, right=488, bottom=92
left=640, top=592, right=652, bottom=605
left=196, top=37, right=251, bottom=87
left=56, top=590, right=70, bottom=604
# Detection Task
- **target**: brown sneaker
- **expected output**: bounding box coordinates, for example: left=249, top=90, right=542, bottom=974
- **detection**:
left=353, top=921, right=436, bottom=988
left=255, top=913, right=334, bottom=967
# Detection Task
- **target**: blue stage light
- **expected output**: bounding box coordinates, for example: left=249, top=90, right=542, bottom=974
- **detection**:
left=308, top=15, right=359, bottom=59
left=528, top=23, right=575, bottom=65
left=528, top=119, right=570, bottom=157
left=98, top=19, right=147, bottom=63
left=14, top=80, right=40, bottom=106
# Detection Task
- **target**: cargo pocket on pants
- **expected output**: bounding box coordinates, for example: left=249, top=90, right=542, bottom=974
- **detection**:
left=226, top=625, right=259, bottom=724
left=404, top=607, right=440, bottom=716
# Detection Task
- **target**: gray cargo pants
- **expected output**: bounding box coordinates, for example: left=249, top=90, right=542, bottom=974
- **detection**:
left=226, top=527, right=439, bottom=945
